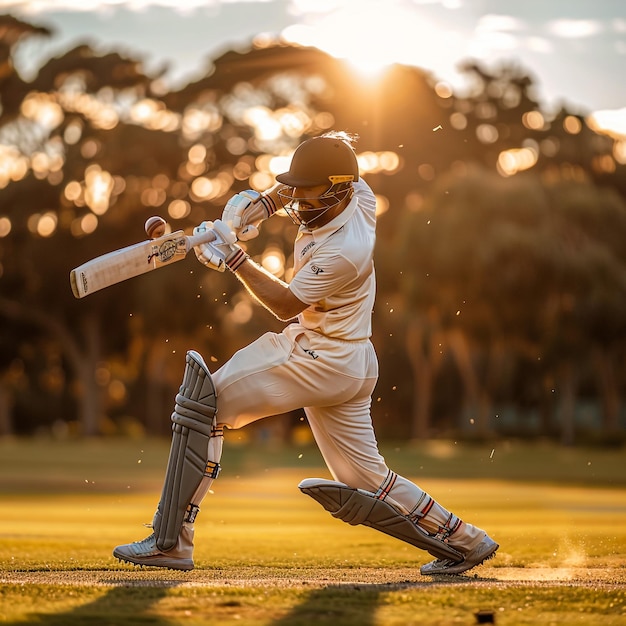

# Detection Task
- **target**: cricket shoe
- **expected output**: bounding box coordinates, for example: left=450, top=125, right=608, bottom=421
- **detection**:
left=420, top=535, right=498, bottom=576
left=113, top=526, right=194, bottom=571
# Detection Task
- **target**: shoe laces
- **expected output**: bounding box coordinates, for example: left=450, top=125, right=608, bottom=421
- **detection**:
left=429, top=555, right=465, bottom=569
left=433, top=558, right=455, bottom=566
left=135, top=533, right=156, bottom=548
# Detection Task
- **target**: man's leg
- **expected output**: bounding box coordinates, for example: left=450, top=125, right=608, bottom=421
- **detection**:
left=113, top=350, right=222, bottom=570
left=213, top=332, right=497, bottom=575
left=302, top=389, right=498, bottom=574
left=113, top=330, right=323, bottom=570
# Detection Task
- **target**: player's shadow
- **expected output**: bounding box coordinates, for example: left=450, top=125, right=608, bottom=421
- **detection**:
left=10, top=580, right=384, bottom=626
left=5, top=574, right=496, bottom=625
left=270, top=583, right=384, bottom=626
left=6, top=581, right=180, bottom=626
left=269, top=575, right=498, bottom=625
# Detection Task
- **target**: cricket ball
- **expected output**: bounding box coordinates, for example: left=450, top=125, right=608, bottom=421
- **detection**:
left=145, top=215, right=167, bottom=239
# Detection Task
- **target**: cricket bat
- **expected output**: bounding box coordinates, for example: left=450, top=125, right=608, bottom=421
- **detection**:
left=70, top=228, right=216, bottom=298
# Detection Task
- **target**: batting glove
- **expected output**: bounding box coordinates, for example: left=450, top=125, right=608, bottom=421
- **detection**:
left=222, top=190, right=277, bottom=241
left=193, top=220, right=248, bottom=273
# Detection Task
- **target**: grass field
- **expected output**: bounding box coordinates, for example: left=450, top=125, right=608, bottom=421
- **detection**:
left=0, top=437, right=625, bottom=625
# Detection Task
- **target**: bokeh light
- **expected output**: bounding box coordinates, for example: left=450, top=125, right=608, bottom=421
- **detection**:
left=84, top=165, right=114, bottom=215
left=0, top=216, right=11, bottom=237
left=261, top=246, right=286, bottom=277
left=497, top=146, right=539, bottom=177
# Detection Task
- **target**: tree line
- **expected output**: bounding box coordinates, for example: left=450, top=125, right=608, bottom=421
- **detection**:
left=0, top=15, right=624, bottom=444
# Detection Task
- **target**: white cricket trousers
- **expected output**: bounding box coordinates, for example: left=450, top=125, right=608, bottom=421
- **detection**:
left=211, top=323, right=484, bottom=550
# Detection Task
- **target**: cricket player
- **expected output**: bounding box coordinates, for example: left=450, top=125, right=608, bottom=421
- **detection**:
left=113, top=132, right=498, bottom=575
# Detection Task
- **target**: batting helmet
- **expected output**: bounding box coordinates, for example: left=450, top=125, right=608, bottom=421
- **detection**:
left=276, top=135, right=359, bottom=188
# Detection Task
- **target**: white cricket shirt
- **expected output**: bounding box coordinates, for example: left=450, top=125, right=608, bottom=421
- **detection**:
left=288, top=178, right=377, bottom=341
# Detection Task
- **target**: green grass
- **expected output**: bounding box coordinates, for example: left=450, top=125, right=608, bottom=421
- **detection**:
left=0, top=438, right=625, bottom=625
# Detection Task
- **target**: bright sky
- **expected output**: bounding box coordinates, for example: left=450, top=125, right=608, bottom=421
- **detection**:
left=4, top=0, right=626, bottom=132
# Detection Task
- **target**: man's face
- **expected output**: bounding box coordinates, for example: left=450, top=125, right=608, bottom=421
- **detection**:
left=286, top=184, right=333, bottom=228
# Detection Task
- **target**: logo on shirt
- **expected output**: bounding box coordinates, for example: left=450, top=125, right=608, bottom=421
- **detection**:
left=300, top=241, right=316, bottom=257
left=310, top=264, right=324, bottom=275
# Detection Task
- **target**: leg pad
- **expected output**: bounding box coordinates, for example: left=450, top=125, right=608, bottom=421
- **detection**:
left=299, top=478, right=463, bottom=561
left=155, top=350, right=218, bottom=552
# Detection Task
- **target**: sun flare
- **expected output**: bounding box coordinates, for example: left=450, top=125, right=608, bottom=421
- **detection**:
left=281, top=1, right=448, bottom=78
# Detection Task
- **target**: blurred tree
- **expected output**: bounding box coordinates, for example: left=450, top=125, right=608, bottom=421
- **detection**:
left=397, top=166, right=626, bottom=442
left=0, top=18, right=192, bottom=435
left=0, top=14, right=52, bottom=123
left=0, top=16, right=624, bottom=442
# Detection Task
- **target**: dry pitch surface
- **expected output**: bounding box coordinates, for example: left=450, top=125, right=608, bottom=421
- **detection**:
left=3, top=564, right=625, bottom=588
left=1, top=440, right=625, bottom=624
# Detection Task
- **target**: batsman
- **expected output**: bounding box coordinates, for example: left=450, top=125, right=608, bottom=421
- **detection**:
left=113, top=132, right=498, bottom=575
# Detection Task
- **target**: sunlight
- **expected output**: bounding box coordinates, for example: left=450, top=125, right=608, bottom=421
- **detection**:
left=168, top=199, right=191, bottom=220
left=189, top=171, right=234, bottom=202
left=27, top=211, right=58, bottom=237
left=261, top=246, right=286, bottom=277
left=20, top=93, right=64, bottom=130
left=0, top=145, right=28, bottom=187
left=229, top=298, right=254, bottom=325
left=243, top=106, right=283, bottom=141
left=36, top=211, right=58, bottom=237
left=613, top=141, right=626, bottom=165
left=497, top=146, right=538, bottom=177
left=84, top=165, right=113, bottom=215
left=281, top=0, right=446, bottom=77
left=357, top=151, right=402, bottom=175
left=547, top=18, right=602, bottom=39
left=0, top=216, right=11, bottom=237
left=588, top=107, right=626, bottom=139
left=182, top=105, right=223, bottom=141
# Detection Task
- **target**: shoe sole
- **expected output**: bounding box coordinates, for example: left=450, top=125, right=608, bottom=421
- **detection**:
left=113, top=549, right=194, bottom=571
left=421, top=542, right=499, bottom=576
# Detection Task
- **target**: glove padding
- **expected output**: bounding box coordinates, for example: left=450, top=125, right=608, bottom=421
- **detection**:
left=193, top=220, right=248, bottom=272
left=222, top=190, right=277, bottom=241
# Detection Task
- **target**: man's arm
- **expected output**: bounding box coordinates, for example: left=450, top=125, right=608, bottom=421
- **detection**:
left=234, top=259, right=309, bottom=322
left=193, top=219, right=307, bottom=321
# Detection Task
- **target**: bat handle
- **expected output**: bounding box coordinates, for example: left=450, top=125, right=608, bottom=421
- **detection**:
left=186, top=229, right=217, bottom=250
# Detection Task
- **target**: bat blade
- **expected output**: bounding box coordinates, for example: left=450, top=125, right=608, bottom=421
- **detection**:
left=70, top=229, right=215, bottom=298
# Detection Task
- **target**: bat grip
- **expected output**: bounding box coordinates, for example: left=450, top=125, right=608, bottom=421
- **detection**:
left=186, top=229, right=217, bottom=249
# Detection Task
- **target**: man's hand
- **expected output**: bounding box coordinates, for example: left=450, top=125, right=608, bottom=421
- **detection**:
left=222, top=190, right=277, bottom=241
left=193, top=220, right=248, bottom=272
